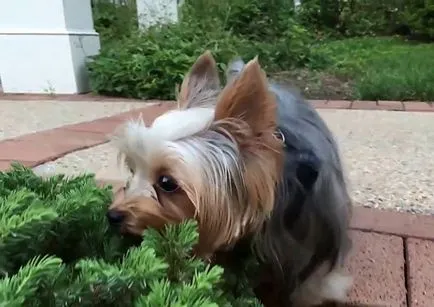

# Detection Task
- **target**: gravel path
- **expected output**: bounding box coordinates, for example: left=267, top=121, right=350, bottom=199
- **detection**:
left=0, top=100, right=149, bottom=141
left=35, top=109, right=434, bottom=215
left=324, top=110, right=434, bottom=215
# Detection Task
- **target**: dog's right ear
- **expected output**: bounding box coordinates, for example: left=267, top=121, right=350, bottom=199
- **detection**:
left=214, top=58, right=280, bottom=214
left=178, top=50, right=220, bottom=109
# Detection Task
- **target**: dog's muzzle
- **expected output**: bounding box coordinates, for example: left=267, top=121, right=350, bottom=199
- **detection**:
left=107, top=210, right=125, bottom=225
left=107, top=187, right=127, bottom=226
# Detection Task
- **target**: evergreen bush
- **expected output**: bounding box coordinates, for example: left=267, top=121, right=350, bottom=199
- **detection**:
left=0, top=163, right=262, bottom=306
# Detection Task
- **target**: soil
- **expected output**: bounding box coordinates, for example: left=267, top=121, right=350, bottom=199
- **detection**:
left=271, top=69, right=355, bottom=100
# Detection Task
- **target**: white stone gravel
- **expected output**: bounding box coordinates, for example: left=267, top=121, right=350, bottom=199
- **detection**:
left=323, top=109, right=434, bottom=215
left=36, top=109, right=434, bottom=215
left=33, top=142, right=127, bottom=182
left=0, top=100, right=150, bottom=141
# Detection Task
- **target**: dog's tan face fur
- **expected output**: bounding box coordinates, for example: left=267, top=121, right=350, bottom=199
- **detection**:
left=108, top=51, right=282, bottom=258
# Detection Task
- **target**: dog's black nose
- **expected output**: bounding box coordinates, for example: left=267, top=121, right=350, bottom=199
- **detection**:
left=106, top=210, right=125, bottom=225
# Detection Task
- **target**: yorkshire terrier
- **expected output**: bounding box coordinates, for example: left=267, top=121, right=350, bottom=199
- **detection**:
left=107, top=51, right=353, bottom=306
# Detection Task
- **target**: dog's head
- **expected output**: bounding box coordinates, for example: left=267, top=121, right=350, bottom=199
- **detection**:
left=107, top=51, right=283, bottom=258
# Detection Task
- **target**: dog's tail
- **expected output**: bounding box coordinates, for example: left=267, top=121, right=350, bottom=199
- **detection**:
left=226, top=57, right=246, bottom=84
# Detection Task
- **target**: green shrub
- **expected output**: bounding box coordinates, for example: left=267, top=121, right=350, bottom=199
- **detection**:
left=297, top=0, right=434, bottom=40
left=88, top=1, right=319, bottom=100
left=297, top=0, right=403, bottom=37
left=296, top=0, right=340, bottom=32
left=219, top=0, right=295, bottom=42
left=400, top=1, right=434, bottom=41
left=0, top=163, right=261, bottom=306
left=87, top=22, right=242, bottom=100
left=92, top=0, right=138, bottom=44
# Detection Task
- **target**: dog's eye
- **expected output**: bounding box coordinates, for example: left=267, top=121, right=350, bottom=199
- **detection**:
left=156, top=175, right=179, bottom=193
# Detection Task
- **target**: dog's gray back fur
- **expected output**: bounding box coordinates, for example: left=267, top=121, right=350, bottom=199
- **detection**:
left=227, top=58, right=352, bottom=305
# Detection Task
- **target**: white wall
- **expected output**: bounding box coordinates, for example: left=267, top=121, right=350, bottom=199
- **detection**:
left=136, top=0, right=178, bottom=30
left=0, top=0, right=100, bottom=94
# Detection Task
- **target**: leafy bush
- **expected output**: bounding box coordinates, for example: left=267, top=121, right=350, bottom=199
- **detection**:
left=219, top=0, right=295, bottom=42
left=0, top=163, right=261, bottom=306
left=92, top=0, right=138, bottom=44
left=88, top=0, right=434, bottom=101
left=297, top=0, right=434, bottom=40
left=400, top=1, right=434, bottom=41
left=88, top=1, right=319, bottom=100
left=88, top=22, right=242, bottom=100
left=297, top=0, right=402, bottom=37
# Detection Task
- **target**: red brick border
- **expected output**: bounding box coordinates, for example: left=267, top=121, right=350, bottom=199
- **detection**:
left=406, top=238, right=434, bottom=306
left=310, top=100, right=352, bottom=109
left=402, top=101, right=434, bottom=112
left=1, top=93, right=433, bottom=112
left=310, top=100, right=434, bottom=112
left=351, top=207, right=434, bottom=241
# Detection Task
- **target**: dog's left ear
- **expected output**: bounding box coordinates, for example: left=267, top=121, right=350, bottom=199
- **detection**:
left=215, top=57, right=276, bottom=135
left=178, top=50, right=221, bottom=108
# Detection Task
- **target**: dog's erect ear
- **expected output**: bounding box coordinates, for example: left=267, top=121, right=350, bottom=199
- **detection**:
left=215, top=57, right=276, bottom=134
left=178, top=50, right=220, bottom=108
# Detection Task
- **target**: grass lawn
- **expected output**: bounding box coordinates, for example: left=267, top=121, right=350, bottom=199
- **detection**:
left=275, top=37, right=434, bottom=102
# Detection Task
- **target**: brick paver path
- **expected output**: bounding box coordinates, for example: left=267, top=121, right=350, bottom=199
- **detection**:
left=1, top=98, right=433, bottom=306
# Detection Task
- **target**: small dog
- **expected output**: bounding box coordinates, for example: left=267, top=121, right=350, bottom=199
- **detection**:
left=107, top=51, right=353, bottom=306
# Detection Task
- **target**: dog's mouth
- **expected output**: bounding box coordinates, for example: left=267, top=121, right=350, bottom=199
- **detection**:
left=116, top=220, right=145, bottom=236
left=121, top=231, right=143, bottom=247
left=108, top=221, right=144, bottom=247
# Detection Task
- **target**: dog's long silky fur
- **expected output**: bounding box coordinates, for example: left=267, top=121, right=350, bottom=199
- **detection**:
left=108, top=52, right=353, bottom=306
left=226, top=59, right=353, bottom=306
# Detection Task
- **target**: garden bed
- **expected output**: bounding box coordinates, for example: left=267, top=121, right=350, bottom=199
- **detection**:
left=285, top=37, right=434, bottom=102
left=87, top=1, right=434, bottom=102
